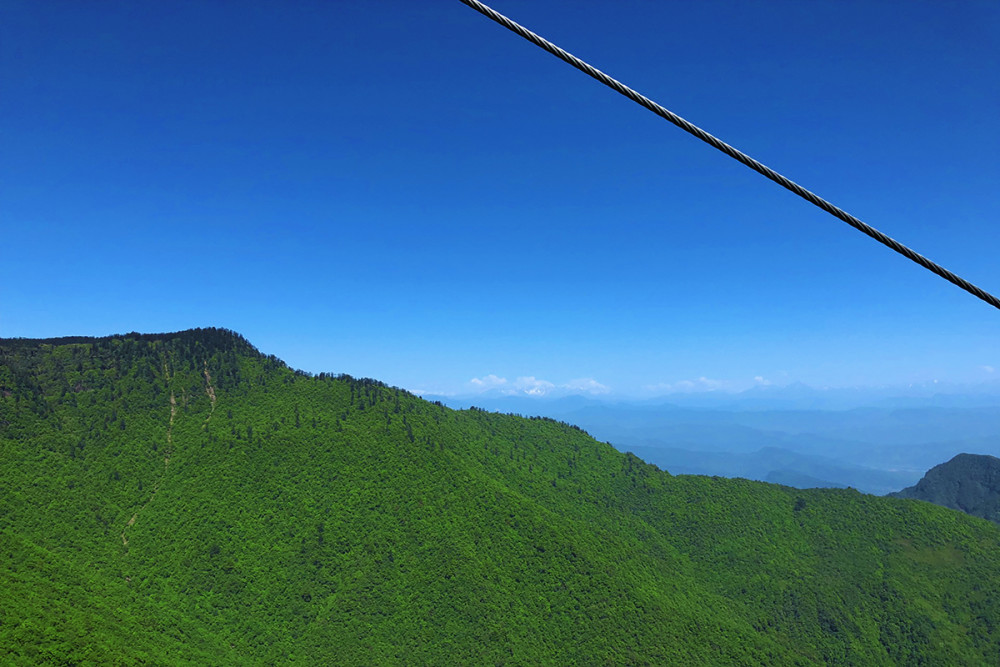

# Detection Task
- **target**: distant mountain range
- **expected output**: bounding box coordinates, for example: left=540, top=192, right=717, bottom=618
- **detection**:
left=429, top=378, right=1000, bottom=413
left=890, top=454, right=1000, bottom=524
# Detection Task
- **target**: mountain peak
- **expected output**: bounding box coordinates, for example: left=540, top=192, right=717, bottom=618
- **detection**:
left=891, top=453, right=1000, bottom=523
left=1, top=327, right=262, bottom=357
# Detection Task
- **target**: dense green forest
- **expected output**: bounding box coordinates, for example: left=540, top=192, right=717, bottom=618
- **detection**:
left=3, top=328, right=1000, bottom=664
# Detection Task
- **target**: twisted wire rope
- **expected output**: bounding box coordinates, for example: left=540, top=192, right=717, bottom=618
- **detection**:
left=457, top=0, right=1000, bottom=311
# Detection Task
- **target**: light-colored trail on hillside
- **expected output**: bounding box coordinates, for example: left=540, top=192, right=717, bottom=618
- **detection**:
left=203, top=362, right=216, bottom=428
left=121, top=365, right=216, bottom=549
left=121, top=391, right=175, bottom=548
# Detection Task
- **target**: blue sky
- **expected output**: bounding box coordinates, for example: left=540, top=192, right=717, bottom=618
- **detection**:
left=3, top=0, right=998, bottom=397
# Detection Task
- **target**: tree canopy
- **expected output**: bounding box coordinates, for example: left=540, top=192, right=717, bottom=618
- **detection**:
left=2, top=329, right=999, bottom=664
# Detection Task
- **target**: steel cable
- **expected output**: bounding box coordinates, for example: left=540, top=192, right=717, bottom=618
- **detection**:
left=457, top=0, right=1000, bottom=312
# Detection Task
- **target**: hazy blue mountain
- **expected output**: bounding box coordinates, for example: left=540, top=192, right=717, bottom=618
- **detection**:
left=764, top=470, right=846, bottom=489
left=623, top=445, right=915, bottom=495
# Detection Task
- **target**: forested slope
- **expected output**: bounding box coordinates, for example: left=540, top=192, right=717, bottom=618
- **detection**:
left=2, top=329, right=1000, bottom=664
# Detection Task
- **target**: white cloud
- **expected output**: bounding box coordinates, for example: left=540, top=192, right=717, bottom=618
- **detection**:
left=754, top=375, right=772, bottom=386
left=507, top=376, right=556, bottom=396
left=468, top=374, right=554, bottom=396
left=983, top=365, right=995, bottom=374
left=644, top=376, right=729, bottom=394
left=562, top=378, right=611, bottom=395
left=469, top=374, right=507, bottom=390
left=409, top=388, right=456, bottom=397
left=470, top=374, right=609, bottom=397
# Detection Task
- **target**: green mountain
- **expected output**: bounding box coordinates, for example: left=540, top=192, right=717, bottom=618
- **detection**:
left=3, top=329, right=1000, bottom=665
left=890, top=453, right=1000, bottom=525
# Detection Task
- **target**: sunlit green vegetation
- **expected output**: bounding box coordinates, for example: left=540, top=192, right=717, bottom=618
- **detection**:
left=2, top=329, right=999, bottom=664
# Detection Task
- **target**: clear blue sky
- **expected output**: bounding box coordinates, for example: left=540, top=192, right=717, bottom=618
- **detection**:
left=3, top=0, right=998, bottom=397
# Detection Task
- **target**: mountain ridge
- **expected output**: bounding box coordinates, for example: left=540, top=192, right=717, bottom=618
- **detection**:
left=3, top=329, right=1000, bottom=664
left=890, top=453, right=1000, bottom=525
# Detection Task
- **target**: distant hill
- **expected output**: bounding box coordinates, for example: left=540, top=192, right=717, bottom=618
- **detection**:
left=623, top=444, right=910, bottom=494
left=764, top=469, right=847, bottom=490
left=4, top=329, right=1000, bottom=664
left=890, top=453, right=1000, bottom=524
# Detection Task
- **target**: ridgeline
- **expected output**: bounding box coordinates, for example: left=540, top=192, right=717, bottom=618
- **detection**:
left=2, top=329, right=1000, bottom=664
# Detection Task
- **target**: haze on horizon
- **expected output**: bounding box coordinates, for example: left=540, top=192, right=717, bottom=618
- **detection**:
left=3, top=1, right=997, bottom=398
left=419, top=374, right=1000, bottom=403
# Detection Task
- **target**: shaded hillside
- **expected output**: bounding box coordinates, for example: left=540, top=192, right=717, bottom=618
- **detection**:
left=3, top=330, right=1000, bottom=664
left=890, top=453, right=1000, bottom=525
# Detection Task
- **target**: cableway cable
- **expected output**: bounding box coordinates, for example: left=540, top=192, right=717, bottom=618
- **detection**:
left=457, top=0, right=1000, bottom=312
